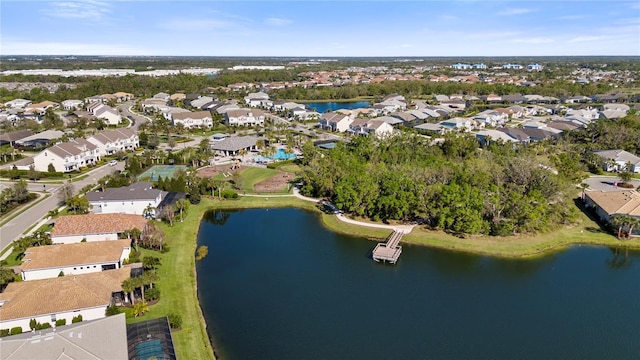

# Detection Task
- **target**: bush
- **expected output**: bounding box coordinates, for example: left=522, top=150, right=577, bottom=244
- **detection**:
left=29, top=318, right=37, bottom=330
left=0, top=329, right=10, bottom=337
left=38, top=322, right=51, bottom=330
left=168, top=313, right=182, bottom=329
left=189, top=192, right=201, bottom=204
left=72, top=315, right=83, bottom=323
left=106, top=304, right=121, bottom=316
left=145, top=287, right=160, bottom=301
left=10, top=327, right=22, bottom=335
left=221, top=189, right=238, bottom=199
left=55, top=319, right=66, bottom=327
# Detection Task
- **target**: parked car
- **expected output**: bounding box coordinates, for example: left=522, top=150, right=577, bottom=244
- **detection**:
left=108, top=160, right=118, bottom=166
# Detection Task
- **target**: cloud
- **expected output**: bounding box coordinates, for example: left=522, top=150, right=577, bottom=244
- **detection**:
left=512, top=37, right=555, bottom=44
left=41, top=0, right=111, bottom=21
left=498, top=8, right=535, bottom=16
left=264, top=17, right=292, bottom=26
left=2, top=40, right=153, bottom=56
left=569, top=36, right=606, bottom=43
left=162, top=19, right=235, bottom=31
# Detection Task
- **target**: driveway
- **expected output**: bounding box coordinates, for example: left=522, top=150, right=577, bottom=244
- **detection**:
left=583, top=175, right=640, bottom=192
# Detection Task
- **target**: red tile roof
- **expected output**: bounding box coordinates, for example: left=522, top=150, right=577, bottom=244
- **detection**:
left=51, top=213, right=148, bottom=237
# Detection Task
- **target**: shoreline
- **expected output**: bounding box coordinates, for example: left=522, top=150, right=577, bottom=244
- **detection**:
left=177, top=196, right=640, bottom=359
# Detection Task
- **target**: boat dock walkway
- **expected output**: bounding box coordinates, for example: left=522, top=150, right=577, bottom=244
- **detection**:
left=372, top=230, right=404, bottom=264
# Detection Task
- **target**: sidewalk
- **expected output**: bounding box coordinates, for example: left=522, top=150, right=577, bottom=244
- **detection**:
left=292, top=188, right=415, bottom=233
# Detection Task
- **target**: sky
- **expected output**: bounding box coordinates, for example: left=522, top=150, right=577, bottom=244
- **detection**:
left=1, top=0, right=639, bottom=57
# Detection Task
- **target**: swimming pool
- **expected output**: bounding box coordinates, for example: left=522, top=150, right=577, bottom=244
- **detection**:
left=254, top=149, right=296, bottom=163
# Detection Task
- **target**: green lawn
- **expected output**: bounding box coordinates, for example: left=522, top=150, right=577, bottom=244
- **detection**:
left=237, top=167, right=279, bottom=192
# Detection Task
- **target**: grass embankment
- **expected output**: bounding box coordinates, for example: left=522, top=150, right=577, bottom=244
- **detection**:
left=126, top=196, right=318, bottom=360
left=320, top=201, right=640, bottom=258
left=134, top=193, right=637, bottom=359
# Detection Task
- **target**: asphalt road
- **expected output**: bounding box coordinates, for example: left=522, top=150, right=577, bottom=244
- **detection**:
left=118, top=101, right=150, bottom=132
left=583, top=175, right=640, bottom=192
left=0, top=161, right=125, bottom=251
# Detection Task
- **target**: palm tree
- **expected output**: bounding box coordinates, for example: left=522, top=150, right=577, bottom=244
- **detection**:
left=121, top=278, right=135, bottom=305
left=175, top=198, right=188, bottom=222
left=143, top=204, right=156, bottom=219
left=579, top=183, right=589, bottom=200
left=132, top=301, right=149, bottom=317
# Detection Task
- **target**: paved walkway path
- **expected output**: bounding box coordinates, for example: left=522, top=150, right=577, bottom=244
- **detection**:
left=292, top=188, right=415, bottom=233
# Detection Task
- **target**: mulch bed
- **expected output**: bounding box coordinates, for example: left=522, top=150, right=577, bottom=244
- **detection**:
left=196, top=164, right=247, bottom=178
left=254, top=171, right=292, bottom=192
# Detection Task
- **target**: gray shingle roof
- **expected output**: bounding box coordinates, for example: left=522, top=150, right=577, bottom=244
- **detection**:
left=210, top=136, right=257, bottom=152
left=86, top=182, right=165, bottom=202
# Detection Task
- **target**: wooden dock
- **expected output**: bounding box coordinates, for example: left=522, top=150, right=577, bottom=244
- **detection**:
left=372, top=231, right=403, bottom=264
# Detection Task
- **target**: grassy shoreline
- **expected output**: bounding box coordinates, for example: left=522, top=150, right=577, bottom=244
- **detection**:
left=149, top=195, right=639, bottom=360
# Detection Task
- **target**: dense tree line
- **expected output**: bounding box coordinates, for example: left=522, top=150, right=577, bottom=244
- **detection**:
left=300, top=135, right=578, bottom=236
left=0, top=180, right=35, bottom=214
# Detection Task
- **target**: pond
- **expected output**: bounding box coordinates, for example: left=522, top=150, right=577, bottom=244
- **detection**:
left=197, top=208, right=640, bottom=359
left=305, top=101, right=371, bottom=113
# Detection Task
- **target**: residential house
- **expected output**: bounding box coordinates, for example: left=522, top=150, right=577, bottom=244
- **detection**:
left=189, top=96, right=215, bottom=109
left=584, top=190, right=640, bottom=234
left=61, top=99, right=84, bottom=110
left=153, top=92, right=171, bottom=101
left=0, top=268, right=131, bottom=333
left=497, top=127, right=531, bottom=144
left=87, top=128, right=139, bottom=156
left=4, top=98, right=32, bottom=109
left=593, top=150, right=640, bottom=173
left=473, top=110, right=508, bottom=127
left=349, top=119, right=394, bottom=138
left=112, top=92, right=134, bottom=102
left=84, top=95, right=109, bottom=104
left=439, top=117, right=474, bottom=132
left=33, top=138, right=99, bottom=172
left=26, top=101, right=60, bottom=114
left=86, top=182, right=169, bottom=216
left=502, top=94, right=524, bottom=104
left=0, top=129, right=33, bottom=147
left=244, top=92, right=271, bottom=107
left=171, top=110, right=213, bottom=128
left=51, top=213, right=148, bottom=244
left=0, top=314, right=128, bottom=359
left=414, top=122, right=448, bottom=135
left=563, top=95, right=592, bottom=104
left=503, top=63, right=524, bottom=70
left=319, top=112, right=353, bottom=132
left=161, top=106, right=191, bottom=120
left=483, top=94, right=503, bottom=103
left=451, top=63, right=472, bottom=70
left=374, top=115, right=406, bottom=126
left=141, top=98, right=168, bottom=111
left=14, top=129, right=65, bottom=149
left=592, top=93, right=628, bottom=103
left=87, top=103, right=121, bottom=125
left=210, top=135, right=258, bottom=156
left=527, top=63, right=544, bottom=71
left=293, top=108, right=319, bottom=120
left=475, top=130, right=518, bottom=146
left=224, top=109, right=266, bottom=126
left=19, top=239, right=131, bottom=281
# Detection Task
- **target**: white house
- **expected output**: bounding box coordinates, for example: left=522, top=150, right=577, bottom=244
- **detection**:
left=4, top=98, right=32, bottom=109
left=452, top=63, right=472, bottom=70
left=86, top=182, right=166, bottom=216
left=593, top=150, right=640, bottom=173
left=171, top=110, right=213, bottom=128
left=94, top=105, right=121, bottom=125
left=87, top=128, right=139, bottom=156
left=503, top=63, right=524, bottom=70
left=19, top=239, right=131, bottom=281
left=33, top=138, right=100, bottom=172
left=62, top=99, right=84, bottom=110
left=244, top=92, right=270, bottom=107
left=224, top=108, right=266, bottom=126
left=319, top=112, right=353, bottom=132
left=440, top=117, right=474, bottom=132
left=51, top=213, right=148, bottom=244
left=0, top=268, right=130, bottom=333
left=527, top=63, right=544, bottom=71
left=189, top=96, right=215, bottom=109
left=473, top=110, right=508, bottom=127
left=584, top=190, right=640, bottom=228
left=349, top=119, right=394, bottom=138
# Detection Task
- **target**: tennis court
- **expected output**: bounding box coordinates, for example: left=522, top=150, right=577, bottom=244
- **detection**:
left=139, top=165, right=188, bottom=181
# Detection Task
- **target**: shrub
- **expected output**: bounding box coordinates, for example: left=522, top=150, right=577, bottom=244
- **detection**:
left=189, top=192, right=201, bottom=204
left=38, top=322, right=51, bottom=330
left=168, top=313, right=182, bottom=329
left=58, top=271, right=64, bottom=277
left=10, top=327, right=22, bottom=335
left=145, top=287, right=160, bottom=301
left=72, top=315, right=83, bottom=323
left=55, top=319, right=67, bottom=327
left=221, top=189, right=238, bottom=199
left=29, top=318, right=37, bottom=330
left=106, top=304, right=121, bottom=316
left=0, top=329, right=10, bottom=337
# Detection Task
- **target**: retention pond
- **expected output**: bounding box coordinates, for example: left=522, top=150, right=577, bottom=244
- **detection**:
left=197, top=208, right=640, bottom=359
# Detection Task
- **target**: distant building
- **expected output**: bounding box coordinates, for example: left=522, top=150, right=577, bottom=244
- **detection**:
left=527, top=63, right=544, bottom=71
left=503, top=63, right=524, bottom=70
left=451, top=63, right=472, bottom=70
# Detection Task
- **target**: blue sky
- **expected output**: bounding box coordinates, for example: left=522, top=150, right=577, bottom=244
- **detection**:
left=2, top=1, right=639, bottom=56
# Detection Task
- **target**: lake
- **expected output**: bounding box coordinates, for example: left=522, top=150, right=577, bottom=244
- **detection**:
left=305, top=101, right=370, bottom=113
left=197, top=208, right=640, bottom=359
